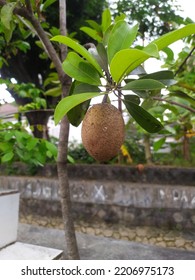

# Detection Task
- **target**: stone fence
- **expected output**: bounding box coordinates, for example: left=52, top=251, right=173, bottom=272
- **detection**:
left=0, top=164, right=195, bottom=229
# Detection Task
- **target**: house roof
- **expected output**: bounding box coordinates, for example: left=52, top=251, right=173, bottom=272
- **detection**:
left=0, top=103, right=18, bottom=117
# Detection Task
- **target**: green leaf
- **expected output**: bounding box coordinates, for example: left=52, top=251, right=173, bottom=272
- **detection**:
left=129, top=65, right=147, bottom=75
left=141, top=98, right=159, bottom=110
left=0, top=142, right=12, bottom=152
left=51, top=36, right=103, bottom=76
left=102, top=24, right=113, bottom=47
left=62, top=52, right=101, bottom=85
left=54, top=91, right=105, bottom=124
left=45, top=141, right=57, bottom=156
left=140, top=70, right=176, bottom=86
left=67, top=154, right=75, bottom=164
left=107, top=22, right=139, bottom=63
left=160, top=104, right=179, bottom=115
left=123, top=100, right=163, bottom=133
left=46, top=150, right=53, bottom=158
left=1, top=151, right=14, bottom=163
left=153, top=138, right=166, bottom=151
left=26, top=138, right=39, bottom=151
left=143, top=43, right=159, bottom=58
left=101, top=9, right=111, bottom=32
left=124, top=95, right=140, bottom=105
left=149, top=23, right=195, bottom=51
left=123, top=79, right=165, bottom=91
left=2, top=21, right=16, bottom=43
left=96, top=43, right=109, bottom=72
left=68, top=99, right=90, bottom=127
left=4, top=131, right=14, bottom=141
left=44, top=86, right=62, bottom=97
left=115, top=13, right=126, bottom=22
left=141, top=70, right=174, bottom=80
left=67, top=82, right=99, bottom=127
left=110, top=49, right=152, bottom=83
left=42, top=0, right=57, bottom=11
left=85, top=20, right=102, bottom=33
left=80, top=27, right=102, bottom=42
left=162, top=47, right=174, bottom=62
left=0, top=2, right=17, bottom=30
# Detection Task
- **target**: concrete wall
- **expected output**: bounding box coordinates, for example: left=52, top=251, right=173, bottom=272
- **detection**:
left=1, top=164, right=195, bottom=229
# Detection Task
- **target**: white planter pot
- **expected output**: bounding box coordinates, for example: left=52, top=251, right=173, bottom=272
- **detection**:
left=0, top=190, right=20, bottom=249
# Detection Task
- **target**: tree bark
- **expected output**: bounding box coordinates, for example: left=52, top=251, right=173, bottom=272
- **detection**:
left=56, top=0, right=80, bottom=259
left=57, top=109, right=80, bottom=259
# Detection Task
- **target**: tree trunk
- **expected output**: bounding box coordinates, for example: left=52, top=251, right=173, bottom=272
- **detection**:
left=56, top=0, right=80, bottom=259
left=144, top=134, right=153, bottom=164
left=57, top=112, right=80, bottom=259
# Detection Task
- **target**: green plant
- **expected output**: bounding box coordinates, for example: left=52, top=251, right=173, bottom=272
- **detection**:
left=4, top=80, right=47, bottom=111
left=52, top=10, right=195, bottom=135
left=68, top=141, right=95, bottom=164
left=0, top=120, right=57, bottom=166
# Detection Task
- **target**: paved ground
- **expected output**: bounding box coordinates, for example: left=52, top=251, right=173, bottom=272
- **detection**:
left=18, top=223, right=195, bottom=260
left=20, top=214, right=195, bottom=251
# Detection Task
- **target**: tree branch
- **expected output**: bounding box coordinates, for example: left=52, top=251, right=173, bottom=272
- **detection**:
left=153, top=97, right=195, bottom=113
left=59, top=0, right=68, bottom=62
left=25, top=0, right=33, bottom=14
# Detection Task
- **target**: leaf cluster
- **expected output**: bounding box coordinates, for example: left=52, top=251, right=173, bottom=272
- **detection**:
left=52, top=9, right=195, bottom=133
left=0, top=120, right=57, bottom=166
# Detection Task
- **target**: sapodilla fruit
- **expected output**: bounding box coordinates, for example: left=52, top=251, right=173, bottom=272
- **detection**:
left=81, top=103, right=125, bottom=162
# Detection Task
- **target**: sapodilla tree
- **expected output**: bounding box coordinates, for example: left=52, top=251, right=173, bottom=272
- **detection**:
left=53, top=10, right=195, bottom=163
left=0, top=0, right=79, bottom=260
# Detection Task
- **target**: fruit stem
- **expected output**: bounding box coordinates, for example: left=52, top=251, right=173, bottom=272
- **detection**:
left=102, top=94, right=109, bottom=103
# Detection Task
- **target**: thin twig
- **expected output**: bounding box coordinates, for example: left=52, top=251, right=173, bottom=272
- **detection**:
left=153, top=97, right=195, bottom=113
left=175, top=46, right=195, bottom=76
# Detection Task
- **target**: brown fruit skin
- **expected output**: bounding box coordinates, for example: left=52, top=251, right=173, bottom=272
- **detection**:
left=81, top=103, right=125, bottom=162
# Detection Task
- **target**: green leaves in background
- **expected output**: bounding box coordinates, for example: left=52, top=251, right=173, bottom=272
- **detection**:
left=1, top=151, right=14, bottom=163
left=153, top=138, right=166, bottom=152
left=169, top=91, right=195, bottom=107
left=0, top=122, right=57, bottom=166
left=123, top=97, right=163, bottom=133
left=62, top=52, right=101, bottom=85
left=44, top=86, right=62, bottom=97
left=0, top=2, right=17, bottom=42
left=0, top=2, right=16, bottom=30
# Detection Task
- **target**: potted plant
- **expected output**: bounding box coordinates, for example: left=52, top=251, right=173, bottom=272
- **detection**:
left=6, top=81, right=54, bottom=139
